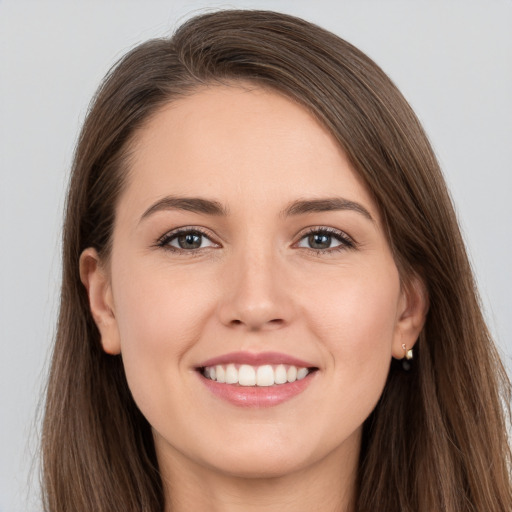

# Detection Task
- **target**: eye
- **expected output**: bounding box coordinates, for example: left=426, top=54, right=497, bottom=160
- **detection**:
left=157, top=228, right=218, bottom=251
left=296, top=228, right=355, bottom=252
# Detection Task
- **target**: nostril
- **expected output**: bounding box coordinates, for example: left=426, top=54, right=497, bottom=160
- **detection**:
left=229, top=318, right=284, bottom=329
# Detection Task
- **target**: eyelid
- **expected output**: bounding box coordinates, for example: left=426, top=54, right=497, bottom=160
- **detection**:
left=154, top=225, right=356, bottom=254
left=156, top=226, right=220, bottom=251
left=294, top=226, right=356, bottom=252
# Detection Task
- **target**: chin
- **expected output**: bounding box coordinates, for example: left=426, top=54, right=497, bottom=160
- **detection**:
left=207, top=451, right=312, bottom=480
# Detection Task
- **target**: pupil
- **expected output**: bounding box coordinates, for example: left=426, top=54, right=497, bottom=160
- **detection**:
left=178, top=233, right=202, bottom=249
left=309, top=233, right=331, bottom=249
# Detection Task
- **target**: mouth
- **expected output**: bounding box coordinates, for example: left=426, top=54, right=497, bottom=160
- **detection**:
left=195, top=352, right=319, bottom=407
left=199, top=363, right=317, bottom=387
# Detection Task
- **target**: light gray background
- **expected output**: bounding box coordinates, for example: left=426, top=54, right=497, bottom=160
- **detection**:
left=1, top=1, right=511, bottom=510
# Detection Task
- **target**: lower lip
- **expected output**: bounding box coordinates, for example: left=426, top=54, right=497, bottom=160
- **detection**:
left=198, top=372, right=316, bottom=408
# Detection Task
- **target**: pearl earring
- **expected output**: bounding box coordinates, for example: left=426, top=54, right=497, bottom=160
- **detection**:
left=401, top=343, right=413, bottom=371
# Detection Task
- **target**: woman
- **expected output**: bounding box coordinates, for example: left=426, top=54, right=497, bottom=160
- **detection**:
left=41, top=9, right=512, bottom=512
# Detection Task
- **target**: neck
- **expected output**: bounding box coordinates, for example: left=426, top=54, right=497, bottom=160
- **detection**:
left=159, top=432, right=360, bottom=512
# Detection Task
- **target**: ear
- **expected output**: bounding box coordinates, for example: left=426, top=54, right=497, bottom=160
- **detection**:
left=79, top=248, right=121, bottom=355
left=392, top=275, right=429, bottom=359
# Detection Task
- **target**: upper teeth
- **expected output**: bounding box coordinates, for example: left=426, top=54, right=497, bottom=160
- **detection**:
left=203, top=364, right=310, bottom=386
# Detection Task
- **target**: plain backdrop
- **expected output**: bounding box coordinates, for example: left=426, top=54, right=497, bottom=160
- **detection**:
left=1, top=1, right=511, bottom=510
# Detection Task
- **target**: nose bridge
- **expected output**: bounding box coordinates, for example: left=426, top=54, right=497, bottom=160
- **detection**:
left=218, top=235, right=292, bottom=330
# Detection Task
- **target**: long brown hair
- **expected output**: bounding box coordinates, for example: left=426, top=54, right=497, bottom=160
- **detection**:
left=42, top=10, right=512, bottom=511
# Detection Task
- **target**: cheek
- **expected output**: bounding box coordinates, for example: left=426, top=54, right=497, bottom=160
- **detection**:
left=110, top=260, right=217, bottom=405
left=302, top=266, right=400, bottom=415
left=113, top=257, right=217, bottom=342
left=306, top=265, right=400, bottom=349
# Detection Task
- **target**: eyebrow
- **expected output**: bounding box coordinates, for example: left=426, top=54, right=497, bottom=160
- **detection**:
left=281, top=197, right=374, bottom=222
left=141, top=196, right=229, bottom=220
left=140, top=195, right=374, bottom=222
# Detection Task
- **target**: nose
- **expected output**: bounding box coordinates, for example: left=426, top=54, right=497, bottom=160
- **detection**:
left=216, top=246, right=294, bottom=332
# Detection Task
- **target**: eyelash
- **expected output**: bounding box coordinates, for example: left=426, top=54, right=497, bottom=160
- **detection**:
left=155, top=227, right=216, bottom=256
left=297, top=226, right=356, bottom=254
left=155, top=226, right=356, bottom=256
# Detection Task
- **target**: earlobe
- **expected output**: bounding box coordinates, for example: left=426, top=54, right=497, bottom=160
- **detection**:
left=392, top=275, right=429, bottom=360
left=79, top=248, right=121, bottom=355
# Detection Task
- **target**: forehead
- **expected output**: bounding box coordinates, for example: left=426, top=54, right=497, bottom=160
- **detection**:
left=120, top=84, right=378, bottom=221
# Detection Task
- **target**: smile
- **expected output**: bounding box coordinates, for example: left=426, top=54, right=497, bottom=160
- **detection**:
left=196, top=352, right=318, bottom=407
left=201, top=363, right=312, bottom=386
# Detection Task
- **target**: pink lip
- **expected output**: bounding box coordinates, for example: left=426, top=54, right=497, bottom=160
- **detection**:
left=196, top=351, right=318, bottom=408
left=198, top=351, right=316, bottom=369
left=198, top=371, right=317, bottom=408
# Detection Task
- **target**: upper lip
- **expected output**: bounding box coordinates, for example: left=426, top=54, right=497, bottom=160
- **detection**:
left=197, top=351, right=317, bottom=369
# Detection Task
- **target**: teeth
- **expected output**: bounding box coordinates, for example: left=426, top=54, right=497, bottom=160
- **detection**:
left=256, top=365, right=274, bottom=386
left=287, top=365, right=297, bottom=383
left=297, top=367, right=309, bottom=380
left=225, top=364, right=238, bottom=384
left=274, top=364, right=287, bottom=384
left=239, top=365, right=256, bottom=386
left=202, top=363, right=313, bottom=386
left=215, top=365, right=225, bottom=383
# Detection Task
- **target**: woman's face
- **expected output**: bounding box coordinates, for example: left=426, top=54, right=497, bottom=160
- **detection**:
left=83, top=84, right=425, bottom=480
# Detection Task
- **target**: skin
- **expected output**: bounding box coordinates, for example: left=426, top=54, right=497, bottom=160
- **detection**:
left=81, top=84, right=427, bottom=512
